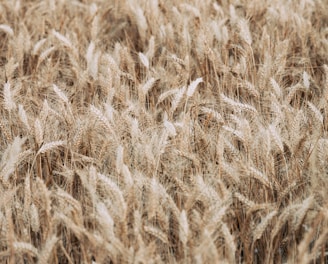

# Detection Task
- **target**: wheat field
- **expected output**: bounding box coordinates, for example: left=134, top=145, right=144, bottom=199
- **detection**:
left=0, top=0, right=327, bottom=263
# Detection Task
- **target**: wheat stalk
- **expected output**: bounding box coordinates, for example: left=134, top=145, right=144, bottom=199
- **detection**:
left=234, top=192, right=255, bottom=208
left=147, top=177, right=159, bottom=220
left=221, top=93, right=257, bottom=114
left=52, top=30, right=72, bottom=49
left=96, top=202, right=114, bottom=238
left=32, top=38, right=47, bottom=55
left=36, top=141, right=66, bottom=155
left=171, top=86, right=186, bottom=114
left=307, top=101, right=323, bottom=126
left=253, top=210, right=277, bottom=241
left=13, top=242, right=38, bottom=257
left=144, top=225, right=169, bottom=244
left=141, top=77, right=158, bottom=96
left=3, top=81, right=16, bottom=111
left=30, top=203, right=40, bottom=233
left=187, top=77, right=203, bottom=98
left=37, top=235, right=58, bottom=264
left=34, top=118, right=43, bottom=146
left=115, top=145, right=124, bottom=174
left=18, top=104, right=30, bottom=130
left=0, top=24, right=14, bottom=36
left=138, top=52, right=149, bottom=69
left=38, top=46, right=56, bottom=64
left=23, top=173, right=31, bottom=215
left=53, top=84, right=69, bottom=104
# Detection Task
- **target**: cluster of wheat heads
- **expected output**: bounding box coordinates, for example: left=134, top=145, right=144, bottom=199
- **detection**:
left=0, top=0, right=328, bottom=263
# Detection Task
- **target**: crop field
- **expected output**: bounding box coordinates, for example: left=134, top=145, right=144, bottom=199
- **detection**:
left=0, top=0, right=328, bottom=263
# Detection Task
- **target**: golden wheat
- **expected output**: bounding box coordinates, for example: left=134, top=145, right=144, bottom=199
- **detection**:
left=0, top=0, right=327, bottom=263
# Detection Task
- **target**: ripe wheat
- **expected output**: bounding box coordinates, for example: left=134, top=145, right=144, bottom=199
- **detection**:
left=0, top=0, right=327, bottom=263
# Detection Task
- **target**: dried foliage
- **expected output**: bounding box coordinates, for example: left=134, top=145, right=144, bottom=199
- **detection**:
left=0, top=0, right=328, bottom=263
